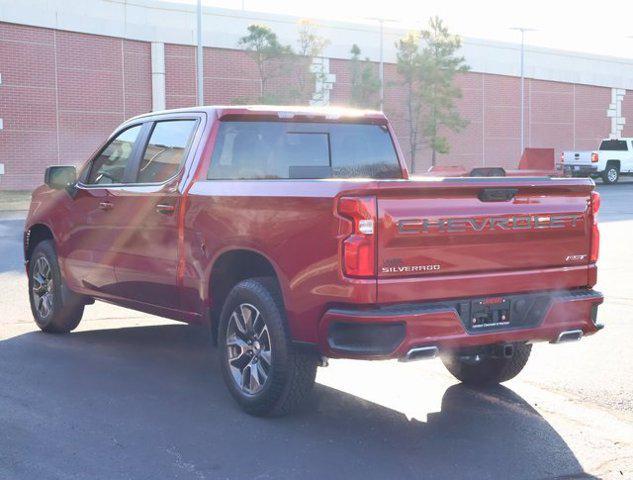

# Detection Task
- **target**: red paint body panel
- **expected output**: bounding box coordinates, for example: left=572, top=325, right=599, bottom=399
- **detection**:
left=24, top=106, right=603, bottom=359
left=376, top=183, right=592, bottom=279
left=182, top=180, right=379, bottom=341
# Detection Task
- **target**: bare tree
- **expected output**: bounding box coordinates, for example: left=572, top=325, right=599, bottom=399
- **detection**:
left=291, top=20, right=330, bottom=104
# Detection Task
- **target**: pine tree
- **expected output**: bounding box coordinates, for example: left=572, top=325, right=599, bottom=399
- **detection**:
left=395, top=32, right=424, bottom=170
left=237, top=24, right=293, bottom=104
left=420, top=17, right=469, bottom=166
left=395, top=18, right=469, bottom=171
left=349, top=44, right=380, bottom=109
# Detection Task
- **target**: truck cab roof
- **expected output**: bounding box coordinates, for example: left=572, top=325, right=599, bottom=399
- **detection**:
left=129, top=105, right=388, bottom=123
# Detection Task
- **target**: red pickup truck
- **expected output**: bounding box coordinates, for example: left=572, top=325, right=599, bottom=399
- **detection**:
left=25, top=106, right=603, bottom=416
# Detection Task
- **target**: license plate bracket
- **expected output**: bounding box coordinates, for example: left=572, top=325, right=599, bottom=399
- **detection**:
left=470, top=298, right=510, bottom=329
left=456, top=293, right=551, bottom=333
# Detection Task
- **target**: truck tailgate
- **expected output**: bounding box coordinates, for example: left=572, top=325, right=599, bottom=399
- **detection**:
left=563, top=151, right=593, bottom=165
left=376, top=178, right=594, bottom=280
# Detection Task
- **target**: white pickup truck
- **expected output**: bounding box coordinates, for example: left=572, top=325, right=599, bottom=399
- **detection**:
left=561, top=138, right=633, bottom=184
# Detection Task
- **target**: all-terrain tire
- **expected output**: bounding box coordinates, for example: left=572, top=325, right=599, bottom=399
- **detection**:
left=28, top=240, right=84, bottom=333
left=441, top=343, right=532, bottom=386
left=218, top=277, right=317, bottom=416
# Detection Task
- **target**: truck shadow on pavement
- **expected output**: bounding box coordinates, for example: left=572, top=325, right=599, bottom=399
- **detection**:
left=0, top=323, right=599, bottom=480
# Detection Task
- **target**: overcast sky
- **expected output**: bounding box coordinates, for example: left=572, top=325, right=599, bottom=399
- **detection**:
left=172, top=0, right=633, bottom=58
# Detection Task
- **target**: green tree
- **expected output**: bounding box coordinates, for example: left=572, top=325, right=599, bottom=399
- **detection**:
left=395, top=17, right=469, bottom=171
left=237, top=24, right=293, bottom=104
left=349, top=44, right=380, bottom=109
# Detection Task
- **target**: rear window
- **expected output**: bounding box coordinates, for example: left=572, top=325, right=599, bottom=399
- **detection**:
left=599, top=140, right=628, bottom=151
left=207, top=121, right=402, bottom=180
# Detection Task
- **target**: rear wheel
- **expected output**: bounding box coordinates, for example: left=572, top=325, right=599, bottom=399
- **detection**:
left=218, top=277, right=317, bottom=416
left=602, top=163, right=619, bottom=184
left=28, top=240, right=84, bottom=333
left=441, top=343, right=532, bottom=386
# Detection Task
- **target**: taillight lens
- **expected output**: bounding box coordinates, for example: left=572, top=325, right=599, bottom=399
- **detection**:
left=338, top=196, right=376, bottom=277
left=590, top=191, right=600, bottom=262
left=591, top=152, right=599, bottom=163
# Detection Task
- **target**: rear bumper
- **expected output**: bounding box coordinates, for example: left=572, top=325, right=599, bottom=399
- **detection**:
left=562, top=164, right=599, bottom=177
left=319, top=289, right=603, bottom=359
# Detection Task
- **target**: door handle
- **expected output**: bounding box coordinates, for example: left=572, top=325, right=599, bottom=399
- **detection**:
left=99, top=201, right=114, bottom=211
left=156, top=203, right=176, bottom=214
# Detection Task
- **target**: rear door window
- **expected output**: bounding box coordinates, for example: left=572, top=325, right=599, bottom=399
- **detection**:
left=136, top=120, right=197, bottom=183
left=599, top=139, right=628, bottom=151
left=207, top=121, right=402, bottom=180
left=86, top=125, right=142, bottom=185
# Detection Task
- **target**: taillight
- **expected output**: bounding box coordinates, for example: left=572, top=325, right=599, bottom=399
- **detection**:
left=338, top=196, right=377, bottom=277
left=590, top=191, right=600, bottom=262
left=591, top=152, right=599, bottom=163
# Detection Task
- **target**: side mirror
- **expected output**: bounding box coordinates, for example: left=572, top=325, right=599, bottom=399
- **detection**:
left=45, top=165, right=77, bottom=190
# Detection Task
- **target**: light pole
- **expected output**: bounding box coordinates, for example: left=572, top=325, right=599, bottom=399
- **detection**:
left=196, top=0, right=204, bottom=106
left=366, top=17, right=397, bottom=111
left=378, top=19, right=384, bottom=111
left=510, top=27, right=535, bottom=155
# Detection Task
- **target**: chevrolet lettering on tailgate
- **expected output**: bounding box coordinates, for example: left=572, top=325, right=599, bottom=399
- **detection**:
left=397, top=214, right=584, bottom=234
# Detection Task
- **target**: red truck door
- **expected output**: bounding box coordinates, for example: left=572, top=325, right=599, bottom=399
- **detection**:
left=104, top=117, right=200, bottom=311
left=62, top=124, right=145, bottom=296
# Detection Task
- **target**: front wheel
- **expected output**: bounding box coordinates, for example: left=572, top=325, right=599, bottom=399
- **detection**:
left=218, top=277, right=317, bottom=416
left=28, top=240, right=84, bottom=333
left=602, top=164, right=619, bottom=184
left=441, top=343, right=532, bottom=386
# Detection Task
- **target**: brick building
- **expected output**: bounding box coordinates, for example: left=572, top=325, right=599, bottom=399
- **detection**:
left=1, top=0, right=632, bottom=189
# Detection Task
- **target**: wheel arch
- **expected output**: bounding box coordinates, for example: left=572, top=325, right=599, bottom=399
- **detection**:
left=605, top=159, right=621, bottom=170
left=207, top=247, right=286, bottom=343
left=24, top=223, right=55, bottom=264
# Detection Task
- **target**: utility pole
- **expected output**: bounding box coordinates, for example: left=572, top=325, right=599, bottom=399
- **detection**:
left=511, top=27, right=535, bottom=155
left=196, top=0, right=204, bottom=106
left=366, top=17, right=396, bottom=111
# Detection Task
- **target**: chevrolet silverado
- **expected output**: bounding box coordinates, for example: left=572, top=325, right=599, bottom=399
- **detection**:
left=25, top=106, right=603, bottom=416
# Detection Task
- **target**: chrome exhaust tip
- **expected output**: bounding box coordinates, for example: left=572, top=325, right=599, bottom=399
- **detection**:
left=399, top=346, right=439, bottom=362
left=551, top=329, right=583, bottom=344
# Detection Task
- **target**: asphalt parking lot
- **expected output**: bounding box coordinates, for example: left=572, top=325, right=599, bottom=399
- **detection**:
left=1, top=182, right=632, bottom=480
